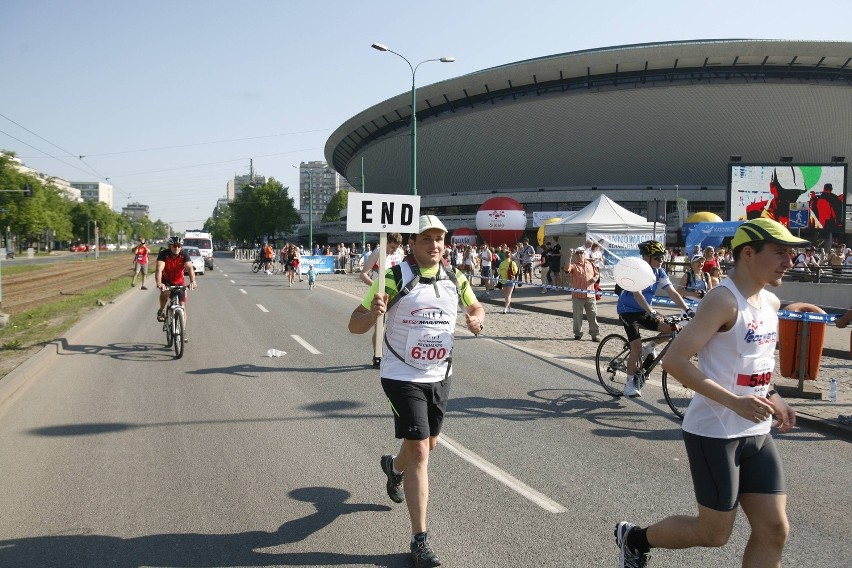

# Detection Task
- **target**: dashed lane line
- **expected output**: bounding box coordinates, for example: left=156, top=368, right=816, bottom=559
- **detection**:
left=240, top=289, right=247, bottom=294
left=291, top=335, right=321, bottom=354
left=257, top=304, right=269, bottom=313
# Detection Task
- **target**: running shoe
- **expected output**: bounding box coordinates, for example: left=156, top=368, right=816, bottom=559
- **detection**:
left=410, top=534, right=441, bottom=568
left=156, top=309, right=165, bottom=322
left=614, top=522, right=650, bottom=567
left=623, top=375, right=641, bottom=398
left=380, top=454, right=405, bottom=503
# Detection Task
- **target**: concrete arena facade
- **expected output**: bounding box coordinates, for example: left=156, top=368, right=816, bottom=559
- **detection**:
left=325, top=39, right=852, bottom=237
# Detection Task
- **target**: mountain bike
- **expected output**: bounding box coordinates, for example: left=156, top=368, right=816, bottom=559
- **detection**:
left=163, top=285, right=186, bottom=359
left=594, top=314, right=694, bottom=418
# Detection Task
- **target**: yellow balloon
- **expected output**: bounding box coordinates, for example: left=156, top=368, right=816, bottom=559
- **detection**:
left=537, top=217, right=563, bottom=246
left=686, top=211, right=723, bottom=223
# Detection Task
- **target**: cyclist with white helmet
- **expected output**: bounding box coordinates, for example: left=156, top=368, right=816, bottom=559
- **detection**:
left=616, top=240, right=692, bottom=398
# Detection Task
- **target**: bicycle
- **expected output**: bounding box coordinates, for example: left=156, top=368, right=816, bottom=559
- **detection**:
left=162, top=285, right=186, bottom=359
left=595, top=314, right=694, bottom=418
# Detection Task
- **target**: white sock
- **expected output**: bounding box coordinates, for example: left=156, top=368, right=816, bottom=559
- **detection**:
left=392, top=456, right=403, bottom=475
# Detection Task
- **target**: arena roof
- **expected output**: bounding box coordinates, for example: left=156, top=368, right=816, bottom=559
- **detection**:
left=325, top=39, right=852, bottom=198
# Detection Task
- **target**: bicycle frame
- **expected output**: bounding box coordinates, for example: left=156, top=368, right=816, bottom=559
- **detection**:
left=595, top=315, right=693, bottom=418
left=163, top=286, right=186, bottom=359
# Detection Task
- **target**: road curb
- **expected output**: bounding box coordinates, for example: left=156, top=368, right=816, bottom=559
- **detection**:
left=0, top=290, right=135, bottom=412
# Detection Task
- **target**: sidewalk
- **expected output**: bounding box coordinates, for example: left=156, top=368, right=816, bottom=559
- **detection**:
left=323, top=271, right=852, bottom=441
left=480, top=279, right=852, bottom=440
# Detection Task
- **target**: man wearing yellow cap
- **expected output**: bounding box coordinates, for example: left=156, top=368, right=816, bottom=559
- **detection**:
left=348, top=214, right=484, bottom=568
left=615, top=218, right=802, bottom=568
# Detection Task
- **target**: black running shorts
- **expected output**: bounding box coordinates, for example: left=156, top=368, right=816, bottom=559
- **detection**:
left=381, top=378, right=450, bottom=440
left=682, top=431, right=786, bottom=512
left=618, top=311, right=660, bottom=343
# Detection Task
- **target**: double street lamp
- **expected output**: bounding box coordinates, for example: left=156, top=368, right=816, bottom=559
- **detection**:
left=371, top=43, right=454, bottom=196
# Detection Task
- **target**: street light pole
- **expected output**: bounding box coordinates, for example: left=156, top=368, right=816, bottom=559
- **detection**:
left=371, top=43, right=454, bottom=196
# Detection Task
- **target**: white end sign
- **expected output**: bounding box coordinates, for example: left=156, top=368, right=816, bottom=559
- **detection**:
left=347, top=193, right=420, bottom=233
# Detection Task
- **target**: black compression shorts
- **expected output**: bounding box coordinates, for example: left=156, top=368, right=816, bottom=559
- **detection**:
left=381, top=378, right=450, bottom=440
left=682, top=431, right=786, bottom=511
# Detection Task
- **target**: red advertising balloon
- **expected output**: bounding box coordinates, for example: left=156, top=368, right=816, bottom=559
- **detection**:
left=476, top=197, right=526, bottom=246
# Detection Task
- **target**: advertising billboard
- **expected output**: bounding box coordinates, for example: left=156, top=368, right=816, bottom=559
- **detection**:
left=728, top=164, right=846, bottom=232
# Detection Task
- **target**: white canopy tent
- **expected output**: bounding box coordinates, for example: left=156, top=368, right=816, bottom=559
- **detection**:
left=543, top=195, right=665, bottom=280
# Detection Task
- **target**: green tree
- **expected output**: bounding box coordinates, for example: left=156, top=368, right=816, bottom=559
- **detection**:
left=230, top=178, right=299, bottom=243
left=204, top=205, right=233, bottom=243
left=322, top=189, right=350, bottom=222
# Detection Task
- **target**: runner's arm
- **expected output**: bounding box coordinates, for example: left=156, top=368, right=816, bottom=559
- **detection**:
left=360, top=249, right=380, bottom=286
left=348, top=281, right=386, bottom=334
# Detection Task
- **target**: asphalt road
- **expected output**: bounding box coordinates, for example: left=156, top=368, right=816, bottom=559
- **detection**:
left=0, top=255, right=848, bottom=567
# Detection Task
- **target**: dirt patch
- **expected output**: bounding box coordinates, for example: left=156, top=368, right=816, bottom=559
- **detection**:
left=2, top=256, right=133, bottom=314
left=0, top=256, right=134, bottom=379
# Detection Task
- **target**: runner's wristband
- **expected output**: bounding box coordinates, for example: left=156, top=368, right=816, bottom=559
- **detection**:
left=767, top=389, right=777, bottom=397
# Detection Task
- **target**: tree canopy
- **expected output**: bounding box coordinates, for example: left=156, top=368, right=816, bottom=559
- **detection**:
left=227, top=178, right=299, bottom=243
left=322, top=189, right=349, bottom=222
left=1, top=150, right=172, bottom=249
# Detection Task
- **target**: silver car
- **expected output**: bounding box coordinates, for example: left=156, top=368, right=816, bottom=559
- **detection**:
left=182, top=246, right=205, bottom=276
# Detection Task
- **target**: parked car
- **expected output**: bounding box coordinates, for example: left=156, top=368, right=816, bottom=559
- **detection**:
left=182, top=246, right=205, bottom=276
left=69, top=244, right=88, bottom=252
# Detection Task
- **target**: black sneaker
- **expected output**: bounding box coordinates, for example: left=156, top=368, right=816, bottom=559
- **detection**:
left=614, top=522, right=650, bottom=567
left=372, top=356, right=382, bottom=369
left=156, top=309, right=165, bottom=322
left=410, top=534, right=441, bottom=568
left=380, top=454, right=404, bottom=503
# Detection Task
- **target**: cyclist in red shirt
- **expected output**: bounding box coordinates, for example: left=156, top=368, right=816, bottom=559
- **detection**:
left=155, top=236, right=197, bottom=330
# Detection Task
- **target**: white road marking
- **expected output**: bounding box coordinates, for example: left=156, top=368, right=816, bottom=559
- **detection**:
left=439, top=434, right=568, bottom=513
left=256, top=304, right=269, bottom=313
left=291, top=335, right=321, bottom=354
left=230, top=279, right=235, bottom=284
left=240, top=289, right=247, bottom=294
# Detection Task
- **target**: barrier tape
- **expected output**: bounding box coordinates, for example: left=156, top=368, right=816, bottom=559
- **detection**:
left=483, top=277, right=840, bottom=324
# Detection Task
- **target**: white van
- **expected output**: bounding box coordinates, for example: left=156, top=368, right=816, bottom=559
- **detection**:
left=183, top=230, right=214, bottom=269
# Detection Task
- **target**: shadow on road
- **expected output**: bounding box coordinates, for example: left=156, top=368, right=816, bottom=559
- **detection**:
left=51, top=337, right=175, bottom=361
left=0, top=486, right=402, bottom=568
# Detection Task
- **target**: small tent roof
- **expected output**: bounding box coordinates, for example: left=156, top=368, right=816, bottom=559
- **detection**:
left=544, top=195, right=657, bottom=236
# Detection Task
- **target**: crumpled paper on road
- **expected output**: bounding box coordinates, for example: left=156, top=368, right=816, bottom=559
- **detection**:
left=265, top=349, right=286, bottom=357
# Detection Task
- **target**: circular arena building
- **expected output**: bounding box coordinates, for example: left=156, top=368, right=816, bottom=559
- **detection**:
left=325, top=39, right=852, bottom=241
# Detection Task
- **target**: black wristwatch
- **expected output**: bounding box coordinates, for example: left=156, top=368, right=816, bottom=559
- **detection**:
left=767, top=389, right=778, bottom=398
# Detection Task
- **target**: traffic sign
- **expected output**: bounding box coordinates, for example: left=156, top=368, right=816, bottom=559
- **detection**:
left=788, top=202, right=809, bottom=229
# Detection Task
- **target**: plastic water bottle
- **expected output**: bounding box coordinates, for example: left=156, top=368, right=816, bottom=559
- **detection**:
left=828, top=378, right=837, bottom=403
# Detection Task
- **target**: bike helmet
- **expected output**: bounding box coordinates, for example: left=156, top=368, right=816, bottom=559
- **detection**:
left=638, top=240, right=666, bottom=257
left=168, top=236, right=183, bottom=246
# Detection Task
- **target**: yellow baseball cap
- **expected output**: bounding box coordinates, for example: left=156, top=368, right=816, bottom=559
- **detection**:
left=730, top=218, right=809, bottom=250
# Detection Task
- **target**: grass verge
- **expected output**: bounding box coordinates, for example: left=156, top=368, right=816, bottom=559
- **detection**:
left=0, top=276, right=131, bottom=379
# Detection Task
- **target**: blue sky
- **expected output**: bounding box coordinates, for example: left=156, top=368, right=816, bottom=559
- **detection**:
left=2, top=0, right=850, bottom=232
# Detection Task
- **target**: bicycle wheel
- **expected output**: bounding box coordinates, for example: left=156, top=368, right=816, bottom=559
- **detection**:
left=173, top=312, right=184, bottom=359
left=165, top=311, right=173, bottom=348
left=252, top=261, right=261, bottom=273
left=662, top=357, right=696, bottom=419
left=595, top=334, right=630, bottom=396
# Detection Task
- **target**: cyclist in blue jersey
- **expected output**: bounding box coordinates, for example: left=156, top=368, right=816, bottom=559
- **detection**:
left=616, top=240, right=693, bottom=398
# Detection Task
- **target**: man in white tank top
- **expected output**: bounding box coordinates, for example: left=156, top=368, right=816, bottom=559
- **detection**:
left=614, top=218, right=804, bottom=568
